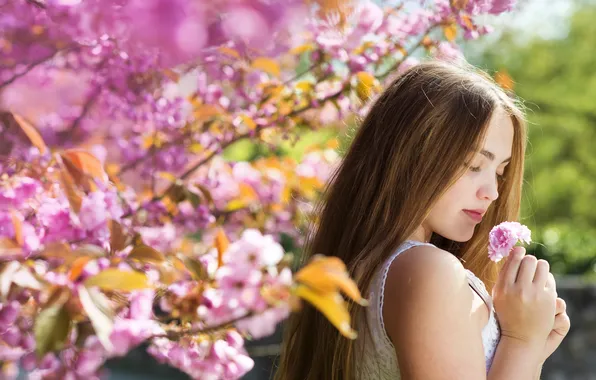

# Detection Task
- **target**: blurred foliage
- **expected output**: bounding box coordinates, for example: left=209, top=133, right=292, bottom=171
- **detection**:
left=226, top=3, right=596, bottom=279
left=470, top=3, right=596, bottom=278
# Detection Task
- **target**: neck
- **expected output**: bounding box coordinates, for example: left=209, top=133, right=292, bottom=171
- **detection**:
left=408, top=224, right=432, bottom=243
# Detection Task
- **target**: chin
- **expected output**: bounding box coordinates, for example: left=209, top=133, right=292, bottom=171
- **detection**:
left=439, top=227, right=475, bottom=243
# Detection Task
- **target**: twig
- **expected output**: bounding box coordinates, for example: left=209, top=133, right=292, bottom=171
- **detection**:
left=117, top=131, right=192, bottom=174
left=282, top=58, right=322, bottom=86
left=25, top=0, right=46, bottom=9
left=152, top=311, right=256, bottom=339
left=377, top=24, right=440, bottom=80
left=0, top=50, right=59, bottom=89
left=68, top=88, right=101, bottom=132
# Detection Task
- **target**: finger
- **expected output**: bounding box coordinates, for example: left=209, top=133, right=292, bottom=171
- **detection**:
left=546, top=272, right=557, bottom=292
left=516, top=255, right=538, bottom=285
left=555, top=297, right=566, bottom=315
left=552, top=312, right=571, bottom=334
left=532, top=259, right=550, bottom=286
left=502, top=247, right=526, bottom=285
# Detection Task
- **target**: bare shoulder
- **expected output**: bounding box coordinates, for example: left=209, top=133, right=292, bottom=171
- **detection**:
left=382, top=244, right=486, bottom=378
left=383, top=245, right=472, bottom=324
left=384, top=244, right=469, bottom=298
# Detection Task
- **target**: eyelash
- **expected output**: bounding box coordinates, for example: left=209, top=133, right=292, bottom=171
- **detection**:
left=467, top=165, right=505, bottom=181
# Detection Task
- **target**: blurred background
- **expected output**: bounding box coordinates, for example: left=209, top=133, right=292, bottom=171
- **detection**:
left=14, top=0, right=595, bottom=378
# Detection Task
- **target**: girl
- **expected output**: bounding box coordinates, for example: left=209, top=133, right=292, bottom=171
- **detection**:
left=275, top=61, right=570, bottom=379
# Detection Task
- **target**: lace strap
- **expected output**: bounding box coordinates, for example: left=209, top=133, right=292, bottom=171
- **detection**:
left=465, top=269, right=495, bottom=320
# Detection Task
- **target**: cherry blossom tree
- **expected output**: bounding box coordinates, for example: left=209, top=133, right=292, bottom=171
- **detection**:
left=0, top=0, right=515, bottom=378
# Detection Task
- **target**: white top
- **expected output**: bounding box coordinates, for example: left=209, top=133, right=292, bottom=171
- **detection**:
left=356, top=240, right=501, bottom=379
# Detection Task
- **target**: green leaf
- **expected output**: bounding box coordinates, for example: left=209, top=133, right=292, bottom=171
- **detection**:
left=0, top=262, right=20, bottom=299
left=128, top=244, right=166, bottom=264
left=34, top=305, right=71, bottom=357
left=84, top=269, right=150, bottom=291
left=177, top=254, right=209, bottom=281
left=186, top=189, right=202, bottom=208
left=78, top=286, right=114, bottom=351
left=72, top=244, right=107, bottom=258
left=195, top=184, right=215, bottom=206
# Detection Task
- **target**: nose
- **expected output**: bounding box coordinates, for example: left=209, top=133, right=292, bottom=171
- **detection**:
left=478, top=176, right=499, bottom=201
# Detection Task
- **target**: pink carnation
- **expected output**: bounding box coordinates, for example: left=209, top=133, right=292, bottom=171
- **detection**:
left=488, top=221, right=531, bottom=262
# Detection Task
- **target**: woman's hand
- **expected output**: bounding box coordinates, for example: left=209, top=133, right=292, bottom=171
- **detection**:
left=492, top=247, right=557, bottom=352
left=540, top=296, right=571, bottom=362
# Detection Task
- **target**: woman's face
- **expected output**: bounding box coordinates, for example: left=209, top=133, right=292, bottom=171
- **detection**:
left=414, top=107, right=514, bottom=243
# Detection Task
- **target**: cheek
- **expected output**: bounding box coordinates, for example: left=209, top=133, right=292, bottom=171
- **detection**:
left=438, top=178, right=470, bottom=207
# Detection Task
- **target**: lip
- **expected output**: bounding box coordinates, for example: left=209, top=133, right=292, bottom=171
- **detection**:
left=463, top=209, right=485, bottom=223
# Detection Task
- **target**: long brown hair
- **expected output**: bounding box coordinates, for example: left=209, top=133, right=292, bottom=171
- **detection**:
left=275, top=61, right=527, bottom=380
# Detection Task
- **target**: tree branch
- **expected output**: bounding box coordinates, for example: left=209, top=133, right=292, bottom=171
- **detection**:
left=377, top=24, right=440, bottom=80
left=68, top=88, right=101, bottom=132
left=0, top=50, right=60, bottom=89
left=152, top=310, right=256, bottom=340
left=117, top=131, right=192, bottom=174
left=25, top=0, right=46, bottom=9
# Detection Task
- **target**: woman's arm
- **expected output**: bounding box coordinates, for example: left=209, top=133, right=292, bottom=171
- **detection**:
left=383, top=245, right=543, bottom=380
left=487, top=336, right=543, bottom=380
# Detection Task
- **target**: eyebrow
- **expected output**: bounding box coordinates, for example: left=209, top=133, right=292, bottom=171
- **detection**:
left=480, top=150, right=511, bottom=164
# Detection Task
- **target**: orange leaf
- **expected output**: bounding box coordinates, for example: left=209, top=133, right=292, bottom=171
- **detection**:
left=39, top=242, right=72, bottom=259
left=461, top=15, right=474, bottom=30
left=9, top=209, right=23, bottom=247
left=194, top=104, right=221, bottom=120
left=0, top=238, right=20, bottom=257
left=127, top=244, right=165, bottom=264
left=290, top=43, right=316, bottom=55
left=443, top=23, right=457, bottom=42
left=108, top=220, right=128, bottom=252
left=218, top=46, right=241, bottom=59
left=495, top=69, right=515, bottom=91
left=12, top=113, right=48, bottom=154
left=163, top=68, right=180, bottom=82
left=60, top=150, right=108, bottom=184
left=354, top=71, right=379, bottom=102
left=293, top=284, right=357, bottom=339
left=235, top=114, right=257, bottom=131
left=421, top=36, right=433, bottom=48
left=214, top=229, right=229, bottom=268
left=58, top=166, right=82, bottom=213
left=69, top=257, right=93, bottom=281
left=451, top=0, right=470, bottom=10
left=239, top=183, right=258, bottom=200
left=251, top=57, right=280, bottom=77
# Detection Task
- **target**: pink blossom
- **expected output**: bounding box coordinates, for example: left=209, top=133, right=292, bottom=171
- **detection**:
left=235, top=305, right=290, bottom=339
left=148, top=335, right=254, bottom=380
left=0, top=176, right=41, bottom=210
left=109, top=289, right=164, bottom=356
left=137, top=223, right=178, bottom=253
left=37, top=196, right=84, bottom=242
left=223, top=229, right=284, bottom=268
left=465, top=0, right=517, bottom=15
left=488, top=221, right=532, bottom=262
left=79, top=192, right=109, bottom=230
left=435, top=41, right=465, bottom=62
left=109, top=319, right=163, bottom=356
